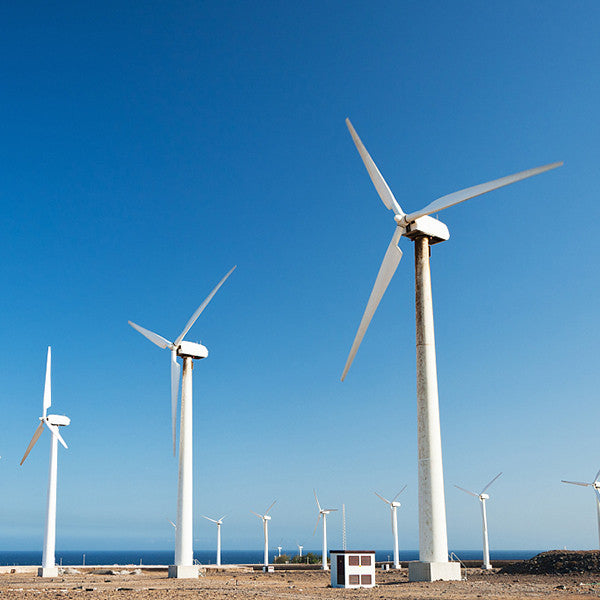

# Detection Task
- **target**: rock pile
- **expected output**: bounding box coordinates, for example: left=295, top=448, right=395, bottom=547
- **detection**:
left=501, top=550, right=600, bottom=574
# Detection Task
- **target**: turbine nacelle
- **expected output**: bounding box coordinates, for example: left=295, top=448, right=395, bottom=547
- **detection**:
left=177, top=341, right=208, bottom=360
left=44, top=415, right=71, bottom=427
left=391, top=501, right=401, bottom=508
left=402, top=216, right=450, bottom=245
left=263, top=515, right=272, bottom=521
left=479, top=493, right=490, bottom=501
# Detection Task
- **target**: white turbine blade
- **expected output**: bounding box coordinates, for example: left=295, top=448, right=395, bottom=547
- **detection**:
left=392, top=485, right=408, bottom=502
left=251, top=510, right=263, bottom=519
left=345, top=118, right=404, bottom=217
left=43, top=347, right=51, bottom=417
left=45, top=421, right=68, bottom=449
left=341, top=227, right=403, bottom=381
left=480, top=472, right=503, bottom=495
left=167, top=519, right=176, bottom=529
left=174, top=266, right=236, bottom=345
left=454, top=484, right=479, bottom=498
left=374, top=491, right=391, bottom=505
left=171, top=350, right=180, bottom=456
left=561, top=480, right=592, bottom=487
left=264, top=500, right=277, bottom=515
left=594, top=469, right=600, bottom=483
left=405, top=161, right=563, bottom=222
left=20, top=422, right=45, bottom=465
left=218, top=514, right=227, bottom=521
left=128, top=321, right=172, bottom=349
left=202, top=515, right=218, bottom=523
left=324, top=508, right=338, bottom=512
left=313, top=489, right=322, bottom=512
left=312, top=513, right=322, bottom=536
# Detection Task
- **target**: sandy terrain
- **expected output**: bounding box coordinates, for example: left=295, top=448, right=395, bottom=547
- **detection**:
left=1, top=567, right=600, bottom=600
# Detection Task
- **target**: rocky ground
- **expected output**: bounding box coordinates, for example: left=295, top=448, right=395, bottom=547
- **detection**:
left=1, top=565, right=600, bottom=600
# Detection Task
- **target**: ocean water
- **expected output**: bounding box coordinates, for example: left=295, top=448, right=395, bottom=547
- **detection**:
left=0, top=549, right=539, bottom=566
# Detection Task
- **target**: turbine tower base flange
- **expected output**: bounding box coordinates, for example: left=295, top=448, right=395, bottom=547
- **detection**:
left=168, top=565, right=200, bottom=579
left=408, top=561, right=461, bottom=582
left=38, top=567, right=59, bottom=578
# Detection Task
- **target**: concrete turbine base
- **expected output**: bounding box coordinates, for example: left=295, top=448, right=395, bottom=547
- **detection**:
left=168, top=565, right=199, bottom=579
left=408, top=561, right=461, bottom=582
left=38, top=567, right=59, bottom=578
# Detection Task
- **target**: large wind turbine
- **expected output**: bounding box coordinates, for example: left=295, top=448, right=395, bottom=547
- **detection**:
left=202, top=514, right=226, bottom=566
left=341, top=118, right=561, bottom=581
left=129, top=266, right=235, bottom=578
left=252, top=501, right=276, bottom=568
left=375, top=485, right=407, bottom=569
left=454, top=473, right=502, bottom=570
left=313, top=490, right=337, bottom=571
left=562, top=469, right=600, bottom=549
left=20, top=347, right=70, bottom=578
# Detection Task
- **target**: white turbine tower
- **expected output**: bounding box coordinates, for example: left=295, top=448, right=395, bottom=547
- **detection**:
left=454, top=473, right=502, bottom=570
left=20, top=347, right=70, bottom=578
left=375, top=485, right=407, bottom=569
left=313, top=490, right=337, bottom=571
left=202, top=514, right=226, bottom=566
left=129, top=266, right=235, bottom=578
left=252, top=501, right=276, bottom=568
left=341, top=118, right=562, bottom=582
left=297, top=543, right=303, bottom=557
left=562, top=469, right=600, bottom=549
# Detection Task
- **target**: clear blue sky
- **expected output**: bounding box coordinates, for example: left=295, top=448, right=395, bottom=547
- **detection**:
left=1, top=0, right=599, bottom=553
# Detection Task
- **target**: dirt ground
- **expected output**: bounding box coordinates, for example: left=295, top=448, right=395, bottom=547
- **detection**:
left=2, top=567, right=600, bottom=600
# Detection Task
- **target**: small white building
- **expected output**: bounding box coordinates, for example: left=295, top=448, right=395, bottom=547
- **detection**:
left=330, top=550, right=376, bottom=588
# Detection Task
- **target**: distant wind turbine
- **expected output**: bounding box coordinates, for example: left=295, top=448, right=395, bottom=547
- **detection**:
left=20, top=347, right=70, bottom=578
left=374, top=485, right=406, bottom=569
left=454, top=473, right=502, bottom=569
left=562, top=468, right=600, bottom=549
left=252, top=501, right=276, bottom=568
left=313, top=490, right=337, bottom=571
left=202, top=514, right=226, bottom=566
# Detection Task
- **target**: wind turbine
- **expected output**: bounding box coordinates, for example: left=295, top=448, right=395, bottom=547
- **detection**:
left=297, top=543, right=303, bottom=557
left=129, top=266, right=235, bottom=578
left=341, top=118, right=562, bottom=581
left=313, top=490, right=337, bottom=571
left=562, top=468, right=600, bottom=549
left=252, top=501, right=276, bottom=568
left=374, top=485, right=407, bottom=569
left=20, top=347, right=70, bottom=578
left=454, top=473, right=502, bottom=570
left=202, top=514, right=226, bottom=566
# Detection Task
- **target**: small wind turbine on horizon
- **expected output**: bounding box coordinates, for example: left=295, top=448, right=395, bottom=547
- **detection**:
left=340, top=118, right=562, bottom=581
left=252, top=501, right=276, bottom=569
left=562, top=469, right=600, bottom=549
left=20, top=347, right=70, bottom=578
left=129, top=266, right=236, bottom=578
left=374, top=485, right=407, bottom=569
left=202, top=514, right=226, bottom=566
left=313, top=490, right=337, bottom=571
left=454, top=473, right=502, bottom=570
left=297, top=543, right=303, bottom=557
